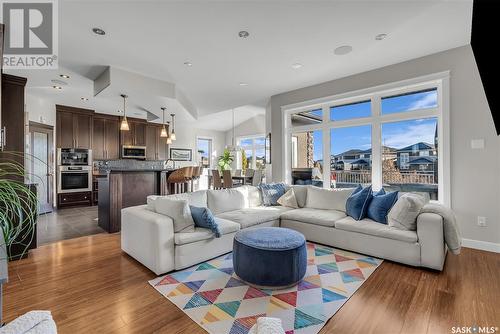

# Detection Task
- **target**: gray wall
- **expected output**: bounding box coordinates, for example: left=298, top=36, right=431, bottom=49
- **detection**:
left=267, top=45, right=500, bottom=245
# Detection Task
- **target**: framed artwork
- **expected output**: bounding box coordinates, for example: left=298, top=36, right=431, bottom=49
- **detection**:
left=265, top=133, right=271, bottom=164
left=170, top=148, right=192, bottom=161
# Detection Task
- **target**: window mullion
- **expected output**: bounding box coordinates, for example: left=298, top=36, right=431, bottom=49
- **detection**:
left=371, top=95, right=382, bottom=191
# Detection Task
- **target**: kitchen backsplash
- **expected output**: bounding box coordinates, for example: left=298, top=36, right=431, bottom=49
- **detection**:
left=94, top=159, right=171, bottom=171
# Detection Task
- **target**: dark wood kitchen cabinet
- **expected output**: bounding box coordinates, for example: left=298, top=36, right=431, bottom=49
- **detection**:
left=56, top=105, right=93, bottom=149
left=93, top=115, right=120, bottom=160
left=146, top=124, right=168, bottom=160
left=120, top=118, right=147, bottom=147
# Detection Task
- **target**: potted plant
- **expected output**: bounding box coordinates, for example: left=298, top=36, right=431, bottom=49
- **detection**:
left=217, top=149, right=234, bottom=172
left=0, top=157, right=38, bottom=325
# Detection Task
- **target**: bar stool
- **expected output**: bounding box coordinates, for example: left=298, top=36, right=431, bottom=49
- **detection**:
left=168, top=167, right=191, bottom=194
left=191, top=166, right=202, bottom=191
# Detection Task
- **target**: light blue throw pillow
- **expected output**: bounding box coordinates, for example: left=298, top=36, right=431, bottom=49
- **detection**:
left=366, top=188, right=399, bottom=224
left=190, top=206, right=221, bottom=237
left=259, top=183, right=287, bottom=206
left=346, top=185, right=372, bottom=221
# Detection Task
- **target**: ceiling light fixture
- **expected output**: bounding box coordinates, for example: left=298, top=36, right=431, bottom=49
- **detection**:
left=375, top=33, right=387, bottom=41
left=291, top=63, right=303, bottom=69
left=59, top=74, right=70, bottom=79
left=226, top=109, right=241, bottom=152
left=52, top=85, right=62, bottom=90
left=160, top=107, right=169, bottom=138
left=238, top=31, right=249, bottom=38
left=92, top=27, right=106, bottom=36
left=81, top=97, right=88, bottom=101
left=239, top=82, right=248, bottom=86
left=119, top=94, right=130, bottom=131
left=170, top=113, right=176, bottom=141
left=334, top=45, right=353, bottom=55
left=183, top=61, right=193, bottom=67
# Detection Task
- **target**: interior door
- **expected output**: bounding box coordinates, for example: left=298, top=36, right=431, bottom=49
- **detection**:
left=30, top=124, right=54, bottom=214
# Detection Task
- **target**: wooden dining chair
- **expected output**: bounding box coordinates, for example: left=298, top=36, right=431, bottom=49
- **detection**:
left=245, top=169, right=255, bottom=178
left=222, top=170, right=233, bottom=188
left=211, top=170, right=224, bottom=189
left=234, top=169, right=242, bottom=176
left=252, top=170, right=262, bottom=186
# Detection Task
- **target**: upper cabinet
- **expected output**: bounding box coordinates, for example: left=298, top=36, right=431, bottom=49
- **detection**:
left=93, top=115, right=120, bottom=160
left=146, top=124, right=169, bottom=160
left=56, top=105, right=93, bottom=149
left=120, top=118, right=147, bottom=147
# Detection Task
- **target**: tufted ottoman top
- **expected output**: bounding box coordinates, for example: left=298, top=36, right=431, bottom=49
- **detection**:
left=234, top=227, right=305, bottom=251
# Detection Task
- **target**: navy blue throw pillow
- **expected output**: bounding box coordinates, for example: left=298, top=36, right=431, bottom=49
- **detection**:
left=366, top=189, right=399, bottom=224
left=190, top=206, right=221, bottom=237
left=259, top=183, right=287, bottom=206
left=346, top=185, right=372, bottom=221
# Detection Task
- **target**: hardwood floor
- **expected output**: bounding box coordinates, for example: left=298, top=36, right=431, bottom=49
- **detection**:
left=4, top=234, right=499, bottom=334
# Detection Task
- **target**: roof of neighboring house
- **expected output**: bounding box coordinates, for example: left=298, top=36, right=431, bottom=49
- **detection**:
left=397, top=142, right=434, bottom=152
left=408, top=156, right=437, bottom=165
left=334, top=146, right=396, bottom=158
left=351, top=158, right=370, bottom=165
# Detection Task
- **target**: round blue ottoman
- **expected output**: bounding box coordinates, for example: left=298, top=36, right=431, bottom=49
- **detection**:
left=233, top=227, right=307, bottom=288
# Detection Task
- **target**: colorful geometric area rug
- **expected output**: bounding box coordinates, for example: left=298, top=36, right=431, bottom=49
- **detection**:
left=149, top=242, right=382, bottom=334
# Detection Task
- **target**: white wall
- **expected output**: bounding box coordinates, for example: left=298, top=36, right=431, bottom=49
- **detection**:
left=172, top=124, right=226, bottom=169
left=26, top=94, right=56, bottom=126
left=224, top=114, right=266, bottom=145
left=267, top=45, right=500, bottom=247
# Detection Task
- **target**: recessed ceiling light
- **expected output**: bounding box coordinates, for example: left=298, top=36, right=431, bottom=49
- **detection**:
left=184, top=61, right=193, bottom=66
left=81, top=97, right=89, bottom=101
left=334, top=45, right=353, bottom=55
left=375, top=33, right=387, bottom=41
left=92, top=27, right=106, bottom=36
left=52, top=86, right=62, bottom=90
left=238, top=31, right=249, bottom=38
left=239, top=82, right=249, bottom=86
left=59, top=74, right=70, bottom=79
left=291, top=63, right=303, bottom=69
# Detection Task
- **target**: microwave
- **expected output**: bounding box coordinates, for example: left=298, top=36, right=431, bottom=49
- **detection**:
left=57, top=148, right=92, bottom=166
left=122, top=145, right=146, bottom=159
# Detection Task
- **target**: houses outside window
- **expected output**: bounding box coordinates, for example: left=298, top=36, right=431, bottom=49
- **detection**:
left=283, top=73, right=449, bottom=203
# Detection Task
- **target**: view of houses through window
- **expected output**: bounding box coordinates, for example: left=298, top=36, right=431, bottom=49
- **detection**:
left=196, top=138, right=212, bottom=168
left=288, top=86, right=441, bottom=200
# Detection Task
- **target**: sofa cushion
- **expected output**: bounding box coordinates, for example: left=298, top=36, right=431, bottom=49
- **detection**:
left=154, top=198, right=195, bottom=233
left=174, top=218, right=240, bottom=245
left=245, top=185, right=263, bottom=207
left=259, top=183, right=287, bottom=206
left=305, top=186, right=355, bottom=212
left=190, top=206, right=220, bottom=237
left=290, top=185, right=308, bottom=208
left=335, top=216, right=418, bottom=243
left=388, top=193, right=428, bottom=231
left=147, top=190, right=207, bottom=211
left=207, top=188, right=247, bottom=215
left=216, top=206, right=293, bottom=229
left=280, top=208, right=346, bottom=227
left=277, top=188, right=299, bottom=208
left=346, top=185, right=372, bottom=220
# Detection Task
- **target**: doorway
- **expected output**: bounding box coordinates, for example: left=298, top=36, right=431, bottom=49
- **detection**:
left=29, top=122, right=54, bottom=214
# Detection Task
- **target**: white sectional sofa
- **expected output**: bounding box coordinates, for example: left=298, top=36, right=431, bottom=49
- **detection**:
left=121, top=185, right=447, bottom=275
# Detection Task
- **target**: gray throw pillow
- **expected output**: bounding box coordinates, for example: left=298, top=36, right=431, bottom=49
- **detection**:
left=154, top=198, right=195, bottom=233
left=388, top=193, right=427, bottom=231
left=277, top=188, right=299, bottom=208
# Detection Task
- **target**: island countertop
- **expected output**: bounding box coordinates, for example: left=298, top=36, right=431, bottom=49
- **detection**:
left=97, top=169, right=176, bottom=233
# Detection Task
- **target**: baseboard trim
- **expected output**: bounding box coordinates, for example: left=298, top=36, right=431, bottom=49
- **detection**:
left=462, top=238, right=500, bottom=253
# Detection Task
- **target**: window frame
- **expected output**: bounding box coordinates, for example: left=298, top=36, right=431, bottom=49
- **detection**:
left=237, top=134, right=266, bottom=170
left=281, top=72, right=450, bottom=206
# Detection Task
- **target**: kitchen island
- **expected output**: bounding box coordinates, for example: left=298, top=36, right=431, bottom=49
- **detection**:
left=98, top=169, right=175, bottom=233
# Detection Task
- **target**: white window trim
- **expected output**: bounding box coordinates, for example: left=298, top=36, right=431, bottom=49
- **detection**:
left=237, top=134, right=266, bottom=169
left=281, top=71, right=450, bottom=206
left=196, top=136, right=213, bottom=169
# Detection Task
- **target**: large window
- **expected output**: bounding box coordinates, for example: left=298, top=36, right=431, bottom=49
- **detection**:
left=238, top=135, right=266, bottom=171
left=196, top=138, right=212, bottom=168
left=284, top=74, right=449, bottom=203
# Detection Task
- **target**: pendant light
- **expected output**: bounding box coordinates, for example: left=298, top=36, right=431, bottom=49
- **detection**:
left=160, top=107, right=168, bottom=137
left=119, top=94, right=130, bottom=131
left=226, top=108, right=240, bottom=152
left=170, top=113, right=176, bottom=140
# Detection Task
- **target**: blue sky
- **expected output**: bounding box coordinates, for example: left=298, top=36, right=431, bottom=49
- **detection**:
left=311, top=90, right=438, bottom=161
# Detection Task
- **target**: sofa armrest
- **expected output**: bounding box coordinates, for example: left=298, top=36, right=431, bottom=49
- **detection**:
left=121, top=205, right=175, bottom=275
left=417, top=212, right=447, bottom=270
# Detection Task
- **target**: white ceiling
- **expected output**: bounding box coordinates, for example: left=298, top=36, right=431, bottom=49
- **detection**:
left=6, top=0, right=472, bottom=131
